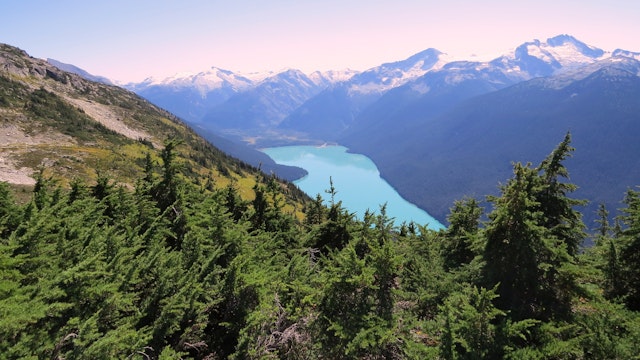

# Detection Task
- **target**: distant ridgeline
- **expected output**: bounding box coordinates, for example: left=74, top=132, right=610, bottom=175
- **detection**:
left=125, top=35, right=640, bottom=227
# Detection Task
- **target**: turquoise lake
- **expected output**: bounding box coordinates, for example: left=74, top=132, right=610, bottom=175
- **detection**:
left=262, top=145, right=444, bottom=230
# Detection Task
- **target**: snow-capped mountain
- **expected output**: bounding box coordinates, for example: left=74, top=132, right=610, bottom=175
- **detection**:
left=347, top=48, right=449, bottom=95
left=340, top=41, right=640, bottom=227
left=287, top=35, right=630, bottom=143
left=131, top=67, right=256, bottom=95
left=612, top=48, right=640, bottom=61
left=123, top=67, right=260, bottom=122
left=308, top=69, right=360, bottom=87
left=125, top=67, right=354, bottom=126
left=198, top=69, right=331, bottom=142
left=276, top=48, right=448, bottom=141
left=345, top=48, right=448, bottom=95
left=488, top=34, right=608, bottom=81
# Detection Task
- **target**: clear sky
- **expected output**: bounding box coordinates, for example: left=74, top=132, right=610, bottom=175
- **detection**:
left=2, top=0, right=638, bottom=83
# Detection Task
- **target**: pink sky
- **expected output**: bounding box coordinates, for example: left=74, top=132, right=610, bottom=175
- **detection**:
left=2, top=0, right=638, bottom=83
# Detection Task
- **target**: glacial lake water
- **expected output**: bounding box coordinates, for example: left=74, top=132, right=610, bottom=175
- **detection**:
left=262, top=145, right=445, bottom=230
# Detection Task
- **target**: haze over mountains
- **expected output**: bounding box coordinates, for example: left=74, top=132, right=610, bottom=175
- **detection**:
left=92, top=35, right=640, bottom=225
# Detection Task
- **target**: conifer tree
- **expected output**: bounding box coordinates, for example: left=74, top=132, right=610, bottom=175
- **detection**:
left=439, top=285, right=507, bottom=359
left=535, top=132, right=586, bottom=257
left=315, top=212, right=403, bottom=358
left=0, top=182, right=20, bottom=237
left=309, top=178, right=353, bottom=253
left=442, top=198, right=483, bottom=271
left=483, top=136, right=584, bottom=321
left=595, top=203, right=611, bottom=241
left=618, top=188, right=640, bottom=310
left=483, top=163, right=548, bottom=320
left=304, top=194, right=326, bottom=227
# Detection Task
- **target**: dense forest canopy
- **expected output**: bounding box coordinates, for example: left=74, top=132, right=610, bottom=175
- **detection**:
left=2, top=134, right=640, bottom=359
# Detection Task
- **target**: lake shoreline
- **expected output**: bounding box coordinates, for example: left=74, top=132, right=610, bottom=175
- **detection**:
left=262, top=144, right=445, bottom=230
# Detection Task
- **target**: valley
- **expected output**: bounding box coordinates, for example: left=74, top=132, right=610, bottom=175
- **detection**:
left=125, top=34, right=640, bottom=227
left=3, top=32, right=640, bottom=358
left=262, top=145, right=445, bottom=229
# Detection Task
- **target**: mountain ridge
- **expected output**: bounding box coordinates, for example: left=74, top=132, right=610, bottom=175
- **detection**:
left=342, top=54, right=640, bottom=225
left=32, top=35, right=640, bottom=226
left=0, top=43, right=308, bottom=210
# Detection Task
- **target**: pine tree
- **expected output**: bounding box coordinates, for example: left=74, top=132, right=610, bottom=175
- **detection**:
left=309, top=178, right=353, bottom=254
left=315, top=230, right=402, bottom=358
left=439, top=285, right=508, bottom=359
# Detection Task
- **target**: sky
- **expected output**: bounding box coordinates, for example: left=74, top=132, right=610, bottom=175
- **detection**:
left=2, top=0, right=639, bottom=83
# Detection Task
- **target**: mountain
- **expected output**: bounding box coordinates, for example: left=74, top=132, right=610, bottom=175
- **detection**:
left=0, top=43, right=307, bottom=205
left=342, top=35, right=611, bottom=146
left=119, top=67, right=307, bottom=180
left=46, top=58, right=114, bottom=85
left=343, top=54, right=640, bottom=226
left=113, top=34, right=639, bottom=227
left=277, top=48, right=448, bottom=141
left=198, top=69, right=332, bottom=145
left=308, top=68, right=359, bottom=87
left=189, top=126, right=307, bottom=180
left=125, top=67, right=256, bottom=123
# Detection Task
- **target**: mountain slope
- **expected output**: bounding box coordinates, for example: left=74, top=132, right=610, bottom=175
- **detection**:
left=277, top=48, right=446, bottom=142
left=0, top=43, right=307, bottom=206
left=125, top=67, right=255, bottom=123
left=46, top=58, right=114, bottom=85
left=199, top=69, right=328, bottom=145
left=349, top=55, right=640, bottom=225
left=342, top=35, right=612, bottom=147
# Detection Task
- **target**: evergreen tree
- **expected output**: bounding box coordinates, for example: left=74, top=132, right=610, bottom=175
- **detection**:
left=309, top=178, right=353, bottom=254
left=594, top=203, right=611, bottom=241
left=304, top=194, right=326, bottom=227
left=442, top=198, right=483, bottom=271
left=535, top=132, right=586, bottom=257
left=618, top=188, right=640, bottom=310
left=0, top=182, right=20, bottom=238
left=483, top=136, right=584, bottom=321
left=315, top=228, right=402, bottom=358
left=438, top=285, right=507, bottom=359
left=223, top=183, right=248, bottom=222
left=483, top=163, right=548, bottom=320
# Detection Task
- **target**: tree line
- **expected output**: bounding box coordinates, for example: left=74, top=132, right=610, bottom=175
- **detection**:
left=1, top=134, right=639, bottom=359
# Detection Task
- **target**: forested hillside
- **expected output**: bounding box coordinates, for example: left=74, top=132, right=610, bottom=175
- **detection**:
left=342, top=55, right=640, bottom=226
left=0, top=43, right=306, bottom=206
left=2, top=124, right=640, bottom=358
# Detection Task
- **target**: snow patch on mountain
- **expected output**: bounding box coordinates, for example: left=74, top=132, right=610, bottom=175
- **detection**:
left=613, top=49, right=640, bottom=62
left=137, top=67, right=255, bottom=96
left=348, top=48, right=447, bottom=95
left=527, top=56, right=640, bottom=90
left=410, top=82, right=431, bottom=95
left=501, top=34, right=610, bottom=78
left=525, top=36, right=607, bottom=69
left=308, top=69, right=359, bottom=86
